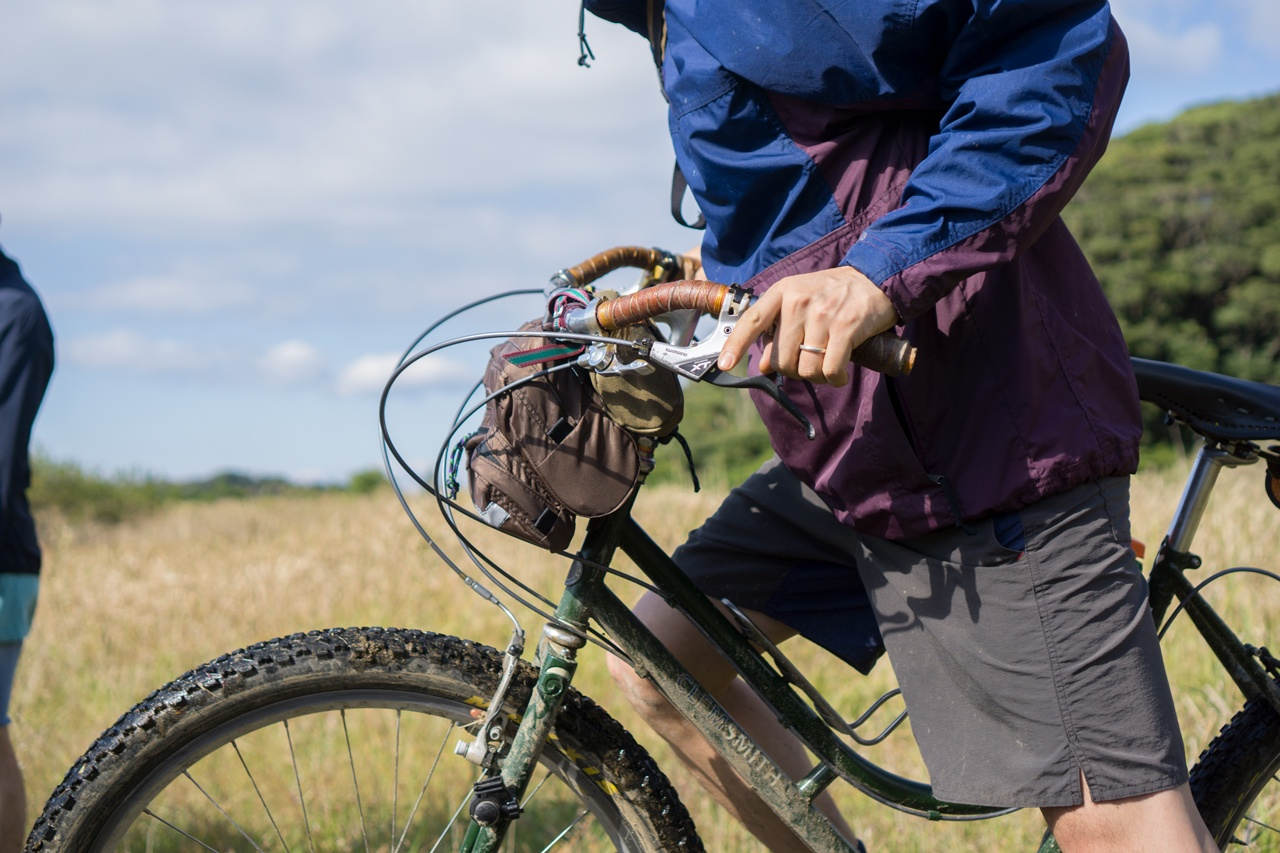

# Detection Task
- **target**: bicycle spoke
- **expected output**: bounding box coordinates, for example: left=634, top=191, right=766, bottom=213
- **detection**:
left=182, top=770, right=266, bottom=852
left=1244, top=814, right=1280, bottom=835
left=340, top=709, right=371, bottom=852
left=392, top=709, right=401, bottom=853
left=521, top=768, right=555, bottom=808
left=141, top=808, right=223, bottom=852
left=538, top=809, right=590, bottom=852
left=426, top=788, right=474, bottom=853
left=283, top=718, right=317, bottom=853
left=393, top=720, right=458, bottom=853
left=232, top=739, right=292, bottom=853
left=28, top=630, right=670, bottom=851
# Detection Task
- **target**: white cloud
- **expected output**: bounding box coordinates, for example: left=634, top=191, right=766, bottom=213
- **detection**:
left=336, top=352, right=468, bottom=396
left=0, top=1, right=667, bottom=238
left=1118, top=18, right=1222, bottom=74
left=84, top=274, right=256, bottom=314
left=64, top=329, right=210, bottom=372
left=259, top=340, right=324, bottom=384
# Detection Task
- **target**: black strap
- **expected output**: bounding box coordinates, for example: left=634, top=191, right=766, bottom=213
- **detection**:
left=662, top=429, right=701, bottom=493
left=645, top=0, right=666, bottom=80
left=670, top=162, right=706, bottom=230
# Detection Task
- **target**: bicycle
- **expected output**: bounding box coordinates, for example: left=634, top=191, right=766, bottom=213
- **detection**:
left=25, top=247, right=1280, bottom=852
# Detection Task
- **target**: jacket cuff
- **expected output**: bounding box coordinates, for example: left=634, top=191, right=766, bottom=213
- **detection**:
left=841, top=238, right=934, bottom=323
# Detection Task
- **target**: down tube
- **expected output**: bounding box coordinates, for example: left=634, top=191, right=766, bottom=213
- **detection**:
left=615, top=518, right=1004, bottom=820
left=575, top=568, right=859, bottom=853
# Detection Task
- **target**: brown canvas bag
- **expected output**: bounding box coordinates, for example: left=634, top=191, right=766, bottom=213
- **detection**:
left=465, top=321, right=641, bottom=551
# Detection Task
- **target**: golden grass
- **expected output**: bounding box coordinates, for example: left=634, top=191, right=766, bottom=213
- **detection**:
left=15, top=460, right=1280, bottom=851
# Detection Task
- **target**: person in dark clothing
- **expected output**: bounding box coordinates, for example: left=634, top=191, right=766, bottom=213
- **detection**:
left=587, top=1, right=1217, bottom=849
left=0, top=240, right=53, bottom=853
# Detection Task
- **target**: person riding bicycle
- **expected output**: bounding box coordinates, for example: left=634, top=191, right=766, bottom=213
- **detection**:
left=586, top=1, right=1218, bottom=850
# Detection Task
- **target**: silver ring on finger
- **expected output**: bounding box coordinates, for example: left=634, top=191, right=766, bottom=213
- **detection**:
left=798, top=343, right=827, bottom=355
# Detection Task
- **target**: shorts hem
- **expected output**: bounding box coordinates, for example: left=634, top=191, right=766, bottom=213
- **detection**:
left=1083, top=770, right=1190, bottom=805
left=930, top=770, right=1188, bottom=810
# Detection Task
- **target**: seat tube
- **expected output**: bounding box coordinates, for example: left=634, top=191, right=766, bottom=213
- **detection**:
left=1165, top=445, right=1248, bottom=554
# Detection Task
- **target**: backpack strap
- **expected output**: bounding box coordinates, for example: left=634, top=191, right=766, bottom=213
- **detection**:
left=645, top=0, right=667, bottom=85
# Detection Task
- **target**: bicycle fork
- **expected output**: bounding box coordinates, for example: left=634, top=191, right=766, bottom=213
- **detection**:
left=458, top=622, right=586, bottom=852
left=455, top=512, right=626, bottom=852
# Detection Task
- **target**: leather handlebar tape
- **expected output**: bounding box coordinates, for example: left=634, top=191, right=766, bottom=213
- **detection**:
left=560, top=246, right=670, bottom=288
left=598, top=280, right=917, bottom=377
left=595, top=281, right=729, bottom=330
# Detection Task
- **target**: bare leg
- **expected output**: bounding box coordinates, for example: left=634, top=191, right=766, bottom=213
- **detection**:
left=606, top=591, right=859, bottom=852
left=1043, top=773, right=1217, bottom=852
left=0, top=726, right=25, bottom=853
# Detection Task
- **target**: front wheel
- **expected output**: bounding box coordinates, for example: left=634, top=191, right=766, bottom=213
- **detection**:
left=1191, top=690, right=1280, bottom=849
left=28, top=627, right=701, bottom=852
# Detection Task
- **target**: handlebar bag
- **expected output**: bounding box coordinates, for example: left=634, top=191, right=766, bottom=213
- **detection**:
left=465, top=321, right=641, bottom=551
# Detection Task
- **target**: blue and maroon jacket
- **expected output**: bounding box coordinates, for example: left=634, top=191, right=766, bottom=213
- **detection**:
left=588, top=0, right=1142, bottom=539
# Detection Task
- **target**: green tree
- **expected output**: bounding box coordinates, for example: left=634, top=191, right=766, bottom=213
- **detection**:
left=1064, top=92, right=1280, bottom=384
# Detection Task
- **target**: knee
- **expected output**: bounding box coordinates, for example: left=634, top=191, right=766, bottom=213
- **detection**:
left=606, top=653, right=676, bottom=722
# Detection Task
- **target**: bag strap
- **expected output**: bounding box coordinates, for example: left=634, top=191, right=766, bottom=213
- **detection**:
left=645, top=0, right=667, bottom=83
left=670, top=162, right=706, bottom=230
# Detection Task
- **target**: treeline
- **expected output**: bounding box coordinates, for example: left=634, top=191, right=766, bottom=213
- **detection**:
left=30, top=458, right=386, bottom=524
left=1063, top=92, right=1280, bottom=384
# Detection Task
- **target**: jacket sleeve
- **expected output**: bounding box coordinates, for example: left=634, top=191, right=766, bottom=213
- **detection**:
left=840, top=1, right=1129, bottom=322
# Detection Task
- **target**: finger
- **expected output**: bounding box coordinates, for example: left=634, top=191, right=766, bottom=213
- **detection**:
left=680, top=248, right=704, bottom=281
left=771, top=317, right=798, bottom=377
left=797, top=348, right=831, bottom=383
left=719, top=291, right=780, bottom=371
left=822, top=327, right=857, bottom=387
left=758, top=338, right=776, bottom=374
left=820, top=348, right=850, bottom=387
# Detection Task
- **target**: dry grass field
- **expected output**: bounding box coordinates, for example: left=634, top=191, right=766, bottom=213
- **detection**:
left=14, top=460, right=1279, bottom=851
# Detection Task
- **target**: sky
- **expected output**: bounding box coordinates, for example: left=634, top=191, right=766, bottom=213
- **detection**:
left=1, top=1, right=1276, bottom=484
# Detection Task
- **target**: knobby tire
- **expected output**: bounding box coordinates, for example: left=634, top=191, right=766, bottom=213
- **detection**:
left=1191, top=688, right=1280, bottom=849
left=27, top=627, right=701, bottom=852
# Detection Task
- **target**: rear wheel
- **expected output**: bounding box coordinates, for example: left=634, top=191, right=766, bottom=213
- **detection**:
left=27, top=627, right=702, bottom=852
left=1191, top=690, right=1280, bottom=849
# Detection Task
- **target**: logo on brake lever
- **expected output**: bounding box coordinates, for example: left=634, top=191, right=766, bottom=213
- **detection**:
left=645, top=288, right=750, bottom=380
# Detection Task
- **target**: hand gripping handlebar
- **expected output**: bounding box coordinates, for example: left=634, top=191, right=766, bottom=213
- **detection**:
left=566, top=279, right=917, bottom=378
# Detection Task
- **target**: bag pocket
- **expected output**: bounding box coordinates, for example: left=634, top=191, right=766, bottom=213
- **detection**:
left=466, top=427, right=576, bottom=552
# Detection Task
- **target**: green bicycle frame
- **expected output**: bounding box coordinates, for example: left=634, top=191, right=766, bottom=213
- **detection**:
left=464, top=442, right=1274, bottom=853
left=462, top=496, right=1002, bottom=853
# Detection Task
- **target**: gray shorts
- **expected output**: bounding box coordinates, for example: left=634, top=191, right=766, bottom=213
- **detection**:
left=672, top=458, right=1187, bottom=808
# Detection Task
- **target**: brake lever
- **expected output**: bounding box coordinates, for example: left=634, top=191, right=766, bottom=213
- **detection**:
left=642, top=286, right=751, bottom=381
left=704, top=368, right=816, bottom=440
left=636, top=287, right=815, bottom=439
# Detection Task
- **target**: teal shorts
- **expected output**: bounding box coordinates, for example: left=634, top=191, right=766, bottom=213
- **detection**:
left=0, top=573, right=38, bottom=643
left=0, top=575, right=37, bottom=726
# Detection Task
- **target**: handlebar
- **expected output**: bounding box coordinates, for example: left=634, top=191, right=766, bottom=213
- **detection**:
left=567, top=278, right=917, bottom=378
left=545, top=246, right=917, bottom=437
left=552, top=246, right=683, bottom=291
